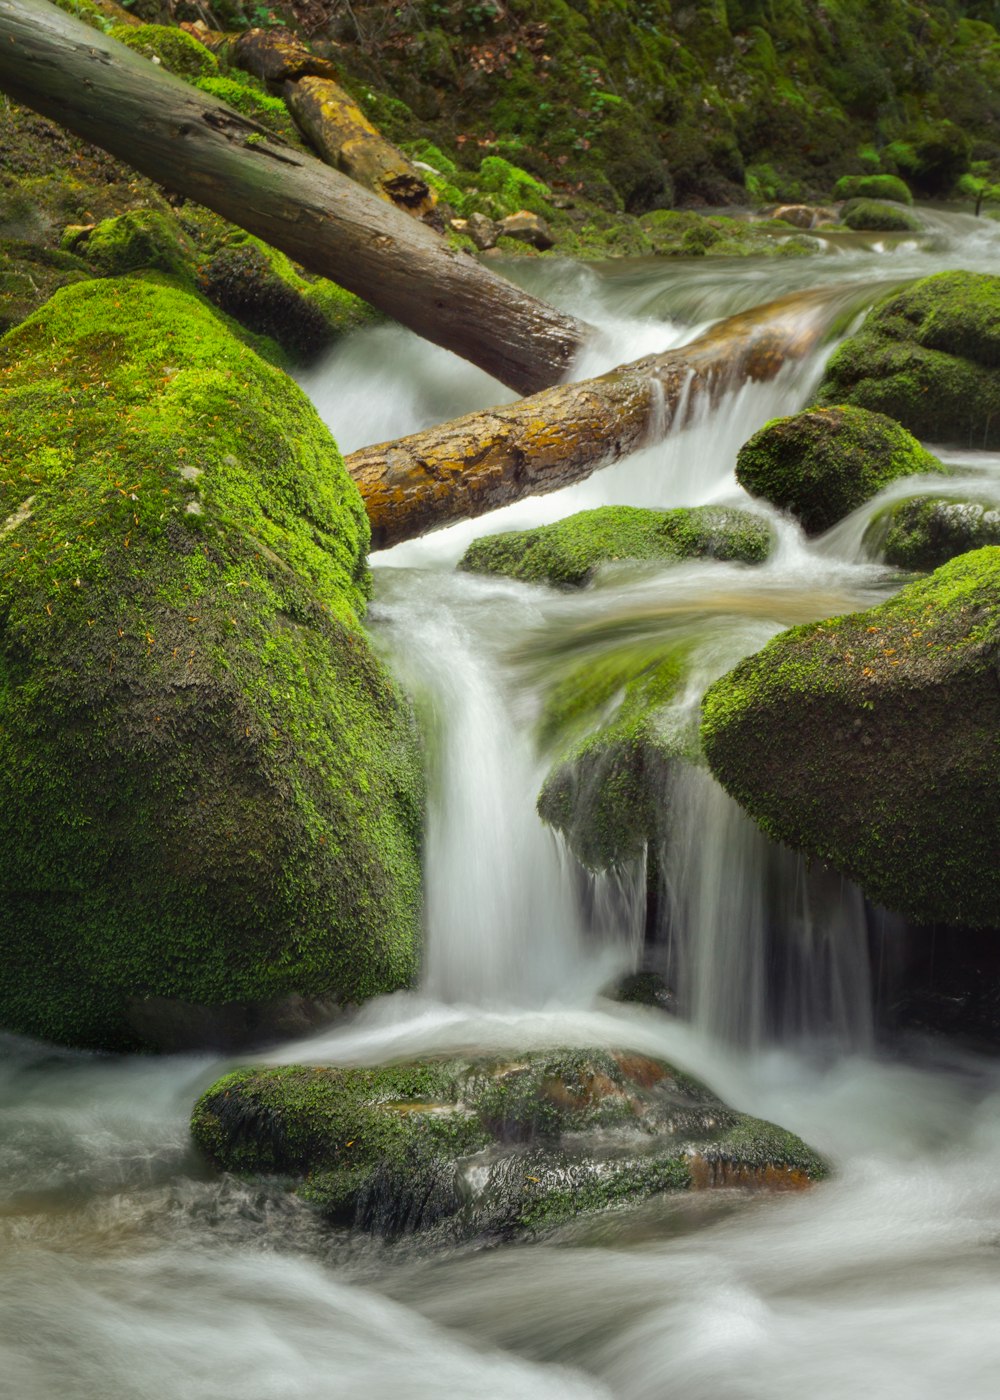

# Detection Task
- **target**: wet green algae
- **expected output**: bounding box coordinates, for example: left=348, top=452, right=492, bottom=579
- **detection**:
left=701, top=547, right=1000, bottom=928
left=736, top=405, right=945, bottom=536
left=460, top=505, right=773, bottom=588
left=817, top=272, right=1000, bottom=447
left=191, top=1049, right=826, bottom=1240
left=0, top=277, right=423, bottom=1050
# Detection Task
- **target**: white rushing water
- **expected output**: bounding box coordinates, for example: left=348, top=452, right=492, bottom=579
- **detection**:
left=4, top=212, right=1000, bottom=1398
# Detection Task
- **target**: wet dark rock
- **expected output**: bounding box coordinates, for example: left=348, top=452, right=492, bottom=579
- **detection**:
left=191, top=1049, right=827, bottom=1241
left=865, top=496, right=1000, bottom=570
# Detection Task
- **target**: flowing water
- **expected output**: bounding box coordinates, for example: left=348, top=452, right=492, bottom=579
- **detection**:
left=4, top=213, right=1000, bottom=1398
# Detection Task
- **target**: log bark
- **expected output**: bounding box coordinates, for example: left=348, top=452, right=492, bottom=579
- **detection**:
left=0, top=0, right=588, bottom=395
left=283, top=74, right=437, bottom=219
left=346, top=289, right=838, bottom=550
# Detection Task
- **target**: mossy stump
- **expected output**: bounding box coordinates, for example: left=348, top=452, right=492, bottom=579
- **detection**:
left=0, top=277, right=423, bottom=1051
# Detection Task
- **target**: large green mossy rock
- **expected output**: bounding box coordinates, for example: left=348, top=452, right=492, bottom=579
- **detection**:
left=736, top=405, right=945, bottom=535
left=0, top=278, right=423, bottom=1051
left=865, top=496, right=1000, bottom=571
left=460, top=506, right=773, bottom=589
left=701, top=548, right=1000, bottom=927
left=191, top=1050, right=826, bottom=1240
left=816, top=272, right=1000, bottom=446
left=833, top=174, right=913, bottom=205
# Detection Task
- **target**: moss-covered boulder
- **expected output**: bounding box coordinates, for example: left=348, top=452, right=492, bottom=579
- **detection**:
left=191, top=1049, right=826, bottom=1240
left=81, top=208, right=198, bottom=284
left=833, top=173, right=913, bottom=204
left=839, top=199, right=922, bottom=232
left=108, top=22, right=218, bottom=78
left=816, top=272, right=1000, bottom=446
left=460, top=506, right=774, bottom=589
left=0, top=277, right=423, bottom=1051
left=701, top=548, right=1000, bottom=927
left=735, top=406, right=946, bottom=535
left=865, top=496, right=1000, bottom=570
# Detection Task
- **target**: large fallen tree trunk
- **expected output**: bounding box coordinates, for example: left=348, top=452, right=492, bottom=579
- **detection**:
left=0, top=0, right=587, bottom=395
left=347, top=289, right=838, bottom=549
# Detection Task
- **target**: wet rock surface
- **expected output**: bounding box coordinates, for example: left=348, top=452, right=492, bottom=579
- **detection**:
left=191, top=1049, right=826, bottom=1242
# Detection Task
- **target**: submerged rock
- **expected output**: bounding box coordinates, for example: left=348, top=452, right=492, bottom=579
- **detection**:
left=701, top=547, right=1000, bottom=927
left=865, top=496, right=1000, bottom=570
left=0, top=278, right=423, bottom=1051
left=191, top=1050, right=826, bottom=1241
left=735, top=405, right=945, bottom=535
left=816, top=271, right=1000, bottom=446
left=460, top=506, right=773, bottom=588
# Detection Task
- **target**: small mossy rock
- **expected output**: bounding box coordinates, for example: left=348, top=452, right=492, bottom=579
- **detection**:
left=537, top=649, right=690, bottom=871
left=83, top=209, right=197, bottom=284
left=701, top=547, right=1000, bottom=928
left=190, top=1050, right=826, bottom=1240
left=109, top=22, right=218, bottom=78
left=0, top=278, right=423, bottom=1051
left=865, top=496, right=1000, bottom=570
left=736, top=406, right=946, bottom=536
left=840, top=199, right=922, bottom=232
left=460, top=506, right=774, bottom=589
left=816, top=272, right=1000, bottom=446
left=833, top=174, right=913, bottom=205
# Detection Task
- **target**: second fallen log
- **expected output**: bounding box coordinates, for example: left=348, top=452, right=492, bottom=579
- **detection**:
left=347, top=289, right=840, bottom=550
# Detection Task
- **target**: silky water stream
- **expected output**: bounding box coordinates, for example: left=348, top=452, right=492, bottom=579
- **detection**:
left=4, top=216, right=1000, bottom=1398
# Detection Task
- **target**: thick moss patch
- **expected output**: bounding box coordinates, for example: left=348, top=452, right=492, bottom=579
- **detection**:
left=736, top=405, right=946, bottom=535
left=0, top=278, right=423, bottom=1051
left=460, top=506, right=773, bottom=589
left=840, top=199, right=922, bottom=232
left=816, top=272, right=1000, bottom=446
left=865, top=496, right=1000, bottom=570
left=191, top=1049, right=826, bottom=1240
left=833, top=173, right=913, bottom=204
left=701, top=548, right=1000, bottom=927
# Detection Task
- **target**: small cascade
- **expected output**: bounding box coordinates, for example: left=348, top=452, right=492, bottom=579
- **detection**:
left=659, top=765, right=874, bottom=1049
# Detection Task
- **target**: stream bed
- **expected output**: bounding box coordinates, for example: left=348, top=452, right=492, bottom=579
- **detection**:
left=3, top=212, right=1000, bottom=1398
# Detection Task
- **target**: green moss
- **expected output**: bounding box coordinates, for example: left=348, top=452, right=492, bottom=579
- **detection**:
left=816, top=272, right=1000, bottom=446
left=460, top=505, right=773, bottom=588
left=640, top=209, right=818, bottom=259
left=701, top=547, right=1000, bottom=927
left=736, top=406, right=947, bottom=535
left=193, top=75, right=303, bottom=147
left=840, top=199, right=922, bottom=232
left=0, top=240, right=91, bottom=334
left=108, top=22, right=218, bottom=78
left=191, top=1047, right=827, bottom=1238
left=0, top=277, right=423, bottom=1050
left=474, top=155, right=553, bottom=217
left=83, top=209, right=198, bottom=284
left=865, top=496, right=1000, bottom=570
left=833, top=173, right=913, bottom=204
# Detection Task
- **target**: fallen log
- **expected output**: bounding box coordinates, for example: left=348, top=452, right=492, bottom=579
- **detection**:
left=346, top=289, right=839, bottom=550
left=0, top=0, right=588, bottom=395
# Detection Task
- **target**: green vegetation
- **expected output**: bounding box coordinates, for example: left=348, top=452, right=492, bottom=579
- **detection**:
left=865, top=496, right=1000, bottom=570
left=817, top=272, right=1000, bottom=446
left=0, top=277, right=423, bottom=1050
left=840, top=199, right=923, bottom=232
left=736, top=406, right=947, bottom=535
left=701, top=547, right=1000, bottom=927
left=460, top=506, right=773, bottom=588
left=833, top=174, right=913, bottom=204
left=191, top=1048, right=827, bottom=1238
left=108, top=22, right=218, bottom=78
